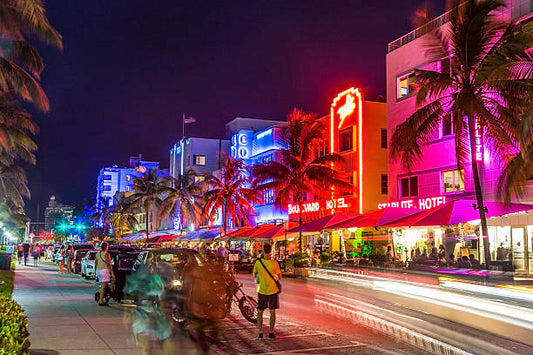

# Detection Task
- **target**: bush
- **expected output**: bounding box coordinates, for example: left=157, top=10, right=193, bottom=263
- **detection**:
left=0, top=296, right=30, bottom=354
left=319, top=252, right=332, bottom=265
left=0, top=270, right=14, bottom=299
left=292, top=252, right=309, bottom=267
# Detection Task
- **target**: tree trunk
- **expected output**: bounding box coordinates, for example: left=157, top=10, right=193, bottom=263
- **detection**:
left=467, top=116, right=491, bottom=266
left=223, top=202, right=227, bottom=236
left=145, top=208, right=150, bottom=242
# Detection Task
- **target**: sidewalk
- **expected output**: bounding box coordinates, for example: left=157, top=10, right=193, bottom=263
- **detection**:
left=12, top=260, right=142, bottom=354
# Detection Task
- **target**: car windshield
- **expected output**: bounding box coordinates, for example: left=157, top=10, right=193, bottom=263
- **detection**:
left=72, top=244, right=93, bottom=250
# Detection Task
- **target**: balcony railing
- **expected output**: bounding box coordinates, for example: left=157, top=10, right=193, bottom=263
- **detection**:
left=388, top=0, right=533, bottom=53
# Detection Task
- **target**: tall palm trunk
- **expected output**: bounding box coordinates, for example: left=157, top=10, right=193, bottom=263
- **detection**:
left=145, top=208, right=150, bottom=241
left=468, top=116, right=491, bottom=265
left=223, top=202, right=228, bottom=236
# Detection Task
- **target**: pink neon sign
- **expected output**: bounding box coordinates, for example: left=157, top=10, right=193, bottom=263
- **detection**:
left=377, top=196, right=446, bottom=210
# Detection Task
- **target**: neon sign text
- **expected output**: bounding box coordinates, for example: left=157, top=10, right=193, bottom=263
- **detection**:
left=337, top=94, right=355, bottom=128
left=377, top=196, right=446, bottom=210
left=288, top=197, right=351, bottom=215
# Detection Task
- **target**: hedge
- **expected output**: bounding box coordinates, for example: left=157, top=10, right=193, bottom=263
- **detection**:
left=0, top=296, right=30, bottom=354
left=0, top=270, right=14, bottom=299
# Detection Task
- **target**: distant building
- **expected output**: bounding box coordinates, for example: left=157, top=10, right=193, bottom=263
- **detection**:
left=225, top=117, right=287, bottom=225
left=95, top=154, right=159, bottom=209
left=44, top=196, right=74, bottom=231
left=170, top=137, right=230, bottom=180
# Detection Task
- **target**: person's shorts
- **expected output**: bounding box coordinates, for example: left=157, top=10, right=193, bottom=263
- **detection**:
left=96, top=269, right=110, bottom=282
left=257, top=293, right=279, bottom=310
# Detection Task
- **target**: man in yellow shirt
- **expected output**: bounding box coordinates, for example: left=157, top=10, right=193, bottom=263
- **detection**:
left=252, top=243, right=281, bottom=339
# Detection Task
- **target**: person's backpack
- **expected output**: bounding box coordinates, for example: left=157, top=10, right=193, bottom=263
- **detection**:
left=186, top=262, right=229, bottom=321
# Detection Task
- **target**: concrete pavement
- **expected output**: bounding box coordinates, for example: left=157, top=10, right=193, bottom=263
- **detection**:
left=12, top=260, right=199, bottom=355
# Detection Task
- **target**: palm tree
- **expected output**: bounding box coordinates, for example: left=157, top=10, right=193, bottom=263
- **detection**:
left=0, top=0, right=62, bottom=111
left=89, top=197, right=113, bottom=238
left=390, top=0, right=533, bottom=264
left=129, top=168, right=170, bottom=240
left=0, top=92, right=38, bottom=164
left=253, top=109, right=353, bottom=250
left=109, top=193, right=138, bottom=238
left=159, top=169, right=203, bottom=233
left=204, top=158, right=262, bottom=236
left=0, top=161, right=30, bottom=208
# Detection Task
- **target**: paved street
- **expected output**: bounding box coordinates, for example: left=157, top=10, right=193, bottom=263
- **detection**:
left=12, top=261, right=424, bottom=354
left=15, top=259, right=533, bottom=354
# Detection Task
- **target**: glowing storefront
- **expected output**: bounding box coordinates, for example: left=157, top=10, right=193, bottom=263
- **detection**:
left=287, top=87, right=388, bottom=252
left=386, top=3, right=533, bottom=271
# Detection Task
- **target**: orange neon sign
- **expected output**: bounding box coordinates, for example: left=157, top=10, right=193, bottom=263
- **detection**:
left=337, top=94, right=355, bottom=129
left=330, top=87, right=363, bottom=214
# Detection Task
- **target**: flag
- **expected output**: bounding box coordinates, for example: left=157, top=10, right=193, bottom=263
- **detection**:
left=183, top=114, right=196, bottom=124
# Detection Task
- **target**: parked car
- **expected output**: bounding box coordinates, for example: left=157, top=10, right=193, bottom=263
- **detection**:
left=228, top=249, right=254, bottom=272
left=145, top=243, right=162, bottom=248
left=133, top=247, right=204, bottom=273
left=81, top=250, right=98, bottom=279
left=74, top=248, right=94, bottom=274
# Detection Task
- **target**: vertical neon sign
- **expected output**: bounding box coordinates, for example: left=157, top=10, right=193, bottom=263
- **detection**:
left=474, top=120, right=483, bottom=161
left=330, top=87, right=364, bottom=214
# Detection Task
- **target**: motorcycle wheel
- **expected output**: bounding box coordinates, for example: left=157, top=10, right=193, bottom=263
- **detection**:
left=238, top=296, right=258, bottom=324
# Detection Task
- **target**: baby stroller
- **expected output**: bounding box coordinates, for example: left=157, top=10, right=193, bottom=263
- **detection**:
left=94, top=280, right=118, bottom=305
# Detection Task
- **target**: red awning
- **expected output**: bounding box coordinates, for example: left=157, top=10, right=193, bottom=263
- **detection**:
left=288, top=212, right=359, bottom=233
left=250, top=222, right=299, bottom=241
left=328, top=207, right=420, bottom=229
left=381, top=199, right=533, bottom=227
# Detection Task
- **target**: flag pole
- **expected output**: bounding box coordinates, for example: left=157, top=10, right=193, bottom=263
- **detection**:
left=182, top=112, right=185, bottom=140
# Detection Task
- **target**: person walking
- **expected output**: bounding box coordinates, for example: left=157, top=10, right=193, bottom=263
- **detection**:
left=59, top=245, right=66, bottom=273
left=22, top=242, right=30, bottom=266
left=17, top=244, right=23, bottom=264
left=32, top=243, right=41, bottom=266
left=66, top=244, right=74, bottom=273
left=95, top=242, right=115, bottom=306
left=252, top=243, right=281, bottom=340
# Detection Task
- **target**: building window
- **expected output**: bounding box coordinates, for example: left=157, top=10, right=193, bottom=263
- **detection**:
left=126, top=175, right=131, bottom=181
left=194, top=155, right=206, bottom=166
left=439, top=57, right=451, bottom=76
left=261, top=154, right=272, bottom=164
left=264, top=189, right=274, bottom=204
left=126, top=186, right=130, bottom=192
left=103, top=185, right=111, bottom=191
left=339, top=127, right=353, bottom=152
left=103, top=174, right=112, bottom=180
left=381, top=174, right=388, bottom=195
left=442, top=115, right=453, bottom=137
left=381, top=129, right=387, bottom=149
left=400, top=176, right=418, bottom=197
left=443, top=169, right=464, bottom=193
left=397, top=72, right=416, bottom=99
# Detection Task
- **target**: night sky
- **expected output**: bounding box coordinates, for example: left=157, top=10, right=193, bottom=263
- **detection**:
left=26, top=0, right=443, bottom=220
